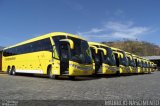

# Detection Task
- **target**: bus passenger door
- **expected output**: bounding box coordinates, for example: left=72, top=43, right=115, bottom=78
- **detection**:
left=135, top=59, right=139, bottom=73
left=59, top=42, right=70, bottom=74
left=95, top=50, right=103, bottom=74
left=114, top=53, right=119, bottom=67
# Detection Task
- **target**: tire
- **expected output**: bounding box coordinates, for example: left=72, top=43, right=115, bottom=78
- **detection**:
left=48, top=67, right=58, bottom=79
left=93, top=74, right=98, bottom=77
left=11, top=67, right=16, bottom=75
left=148, top=71, right=151, bottom=74
left=116, top=71, right=120, bottom=76
left=69, top=76, right=75, bottom=80
left=7, top=67, right=12, bottom=75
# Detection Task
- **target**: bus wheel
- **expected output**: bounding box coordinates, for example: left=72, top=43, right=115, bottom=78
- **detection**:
left=11, top=67, right=16, bottom=75
left=7, top=67, right=12, bottom=75
left=116, top=71, right=120, bottom=76
left=69, top=76, right=75, bottom=80
left=48, top=67, right=58, bottom=79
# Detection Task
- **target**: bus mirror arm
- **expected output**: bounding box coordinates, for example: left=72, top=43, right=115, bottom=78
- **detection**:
left=52, top=45, right=55, bottom=58
left=90, top=46, right=98, bottom=54
left=98, top=48, right=107, bottom=56
left=59, top=39, right=74, bottom=49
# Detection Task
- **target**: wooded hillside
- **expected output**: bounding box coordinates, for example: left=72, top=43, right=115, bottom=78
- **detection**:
left=102, top=40, right=160, bottom=56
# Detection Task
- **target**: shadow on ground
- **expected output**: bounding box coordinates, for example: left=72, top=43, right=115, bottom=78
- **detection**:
left=0, top=71, right=155, bottom=81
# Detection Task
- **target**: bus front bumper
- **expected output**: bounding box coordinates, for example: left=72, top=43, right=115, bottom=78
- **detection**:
left=120, top=66, right=130, bottom=74
left=69, top=62, right=93, bottom=76
left=103, top=65, right=119, bottom=74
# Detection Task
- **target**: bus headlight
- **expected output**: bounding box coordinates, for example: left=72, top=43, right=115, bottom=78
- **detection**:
left=105, top=66, right=109, bottom=68
left=69, top=64, right=78, bottom=69
left=69, top=64, right=92, bottom=71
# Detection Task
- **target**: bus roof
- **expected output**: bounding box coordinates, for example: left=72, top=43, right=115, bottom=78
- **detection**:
left=3, top=32, right=85, bottom=50
left=132, top=55, right=151, bottom=62
left=88, top=42, right=110, bottom=48
left=111, top=47, right=125, bottom=53
left=132, top=54, right=140, bottom=58
left=126, top=51, right=133, bottom=54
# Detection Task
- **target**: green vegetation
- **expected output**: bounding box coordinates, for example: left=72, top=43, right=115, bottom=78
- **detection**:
left=102, top=40, right=160, bottom=56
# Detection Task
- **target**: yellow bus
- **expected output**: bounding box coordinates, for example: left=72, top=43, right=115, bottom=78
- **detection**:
left=141, top=58, right=147, bottom=73
left=141, top=58, right=151, bottom=74
left=144, top=59, right=151, bottom=74
left=133, top=55, right=143, bottom=74
left=151, top=62, right=157, bottom=72
left=148, top=61, right=152, bottom=73
left=133, top=54, right=142, bottom=74
left=125, top=52, right=136, bottom=73
left=89, top=42, right=119, bottom=75
left=111, top=47, right=129, bottom=74
left=147, top=61, right=152, bottom=74
left=147, top=60, right=152, bottom=73
left=2, top=32, right=93, bottom=79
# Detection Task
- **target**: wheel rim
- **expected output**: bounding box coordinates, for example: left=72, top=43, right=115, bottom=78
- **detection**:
left=8, top=68, right=12, bottom=75
left=12, top=70, right=15, bottom=75
left=12, top=67, right=16, bottom=75
left=49, top=70, right=53, bottom=78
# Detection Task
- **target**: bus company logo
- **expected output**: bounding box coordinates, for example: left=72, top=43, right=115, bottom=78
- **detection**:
left=5, top=57, right=16, bottom=61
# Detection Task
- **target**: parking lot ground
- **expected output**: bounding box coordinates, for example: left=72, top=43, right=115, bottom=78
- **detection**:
left=0, top=71, right=160, bottom=101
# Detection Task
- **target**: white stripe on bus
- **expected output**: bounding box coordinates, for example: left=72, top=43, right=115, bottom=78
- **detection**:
left=15, top=70, right=43, bottom=74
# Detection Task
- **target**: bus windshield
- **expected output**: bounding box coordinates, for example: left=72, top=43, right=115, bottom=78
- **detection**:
left=137, top=60, right=142, bottom=67
left=101, top=46, right=116, bottom=66
left=68, top=37, right=92, bottom=64
left=127, top=55, right=136, bottom=67
left=118, top=51, right=128, bottom=66
left=53, top=36, right=92, bottom=64
left=144, top=62, right=147, bottom=68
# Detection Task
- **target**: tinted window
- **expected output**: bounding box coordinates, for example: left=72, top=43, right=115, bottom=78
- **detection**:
left=3, top=38, right=52, bottom=57
left=52, top=36, right=66, bottom=56
left=68, top=36, right=92, bottom=64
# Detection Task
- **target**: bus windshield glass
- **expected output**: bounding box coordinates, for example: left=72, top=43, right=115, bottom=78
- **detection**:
left=101, top=46, right=116, bottom=66
left=68, top=36, right=92, bottom=64
left=118, top=51, right=128, bottom=66
left=137, top=60, right=142, bottom=67
left=53, top=36, right=92, bottom=64
left=127, top=54, right=136, bottom=67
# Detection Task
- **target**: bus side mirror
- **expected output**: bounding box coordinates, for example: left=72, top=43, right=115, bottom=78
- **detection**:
left=52, top=45, right=55, bottom=58
left=97, top=48, right=107, bottom=56
left=59, top=39, right=74, bottom=49
left=118, top=53, right=122, bottom=58
left=90, top=46, right=98, bottom=54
